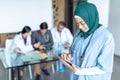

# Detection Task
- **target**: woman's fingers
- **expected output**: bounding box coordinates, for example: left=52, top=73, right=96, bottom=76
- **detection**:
left=61, top=53, right=73, bottom=61
left=59, top=57, right=76, bottom=73
left=66, top=54, right=73, bottom=61
left=61, top=53, right=66, bottom=58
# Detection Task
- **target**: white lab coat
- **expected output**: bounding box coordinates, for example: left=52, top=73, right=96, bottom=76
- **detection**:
left=11, top=33, right=34, bottom=53
left=51, top=27, right=73, bottom=45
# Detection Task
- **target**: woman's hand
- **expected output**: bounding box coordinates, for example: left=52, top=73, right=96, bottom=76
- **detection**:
left=59, top=57, right=76, bottom=73
left=14, top=48, right=21, bottom=53
left=61, top=53, right=73, bottom=62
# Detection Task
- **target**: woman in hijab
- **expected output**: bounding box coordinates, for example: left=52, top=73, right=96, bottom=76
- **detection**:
left=61, top=2, right=115, bottom=80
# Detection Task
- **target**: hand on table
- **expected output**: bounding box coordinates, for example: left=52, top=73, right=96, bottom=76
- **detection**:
left=39, top=45, right=46, bottom=50
left=14, top=48, right=21, bottom=53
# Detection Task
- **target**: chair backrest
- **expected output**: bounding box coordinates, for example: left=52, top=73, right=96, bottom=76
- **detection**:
left=5, top=39, right=13, bottom=51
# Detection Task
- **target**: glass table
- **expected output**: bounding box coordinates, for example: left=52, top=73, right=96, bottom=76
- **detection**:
left=0, top=49, right=59, bottom=80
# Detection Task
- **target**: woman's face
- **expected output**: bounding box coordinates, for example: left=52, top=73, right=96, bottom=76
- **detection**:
left=75, top=17, right=89, bottom=32
left=27, top=31, right=32, bottom=36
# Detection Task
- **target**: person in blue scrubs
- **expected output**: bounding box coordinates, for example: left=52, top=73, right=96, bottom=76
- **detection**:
left=61, top=2, right=115, bottom=80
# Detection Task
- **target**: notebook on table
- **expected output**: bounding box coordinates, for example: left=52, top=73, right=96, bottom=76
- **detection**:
left=21, top=51, right=48, bottom=62
left=21, top=54, right=43, bottom=62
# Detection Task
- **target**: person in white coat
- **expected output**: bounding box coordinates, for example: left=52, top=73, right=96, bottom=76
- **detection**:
left=11, top=26, right=39, bottom=53
left=51, top=21, right=73, bottom=72
left=11, top=26, right=40, bottom=80
left=51, top=21, right=73, bottom=49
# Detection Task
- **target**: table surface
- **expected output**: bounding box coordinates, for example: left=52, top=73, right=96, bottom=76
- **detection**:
left=0, top=49, right=59, bottom=69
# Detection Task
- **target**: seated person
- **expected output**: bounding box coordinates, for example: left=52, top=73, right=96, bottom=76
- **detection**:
left=51, top=21, right=73, bottom=72
left=51, top=21, right=73, bottom=52
left=10, top=26, right=40, bottom=80
left=31, top=22, right=54, bottom=80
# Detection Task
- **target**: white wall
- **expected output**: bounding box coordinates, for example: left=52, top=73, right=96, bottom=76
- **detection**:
left=88, top=0, right=110, bottom=27
left=108, top=0, right=120, bottom=56
left=0, top=0, right=53, bottom=33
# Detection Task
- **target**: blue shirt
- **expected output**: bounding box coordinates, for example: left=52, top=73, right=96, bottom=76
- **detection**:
left=70, top=26, right=115, bottom=80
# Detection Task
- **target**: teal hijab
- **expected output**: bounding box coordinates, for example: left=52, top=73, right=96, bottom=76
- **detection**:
left=74, top=2, right=102, bottom=39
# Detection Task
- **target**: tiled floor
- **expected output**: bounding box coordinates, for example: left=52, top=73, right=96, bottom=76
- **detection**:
left=0, top=55, right=120, bottom=80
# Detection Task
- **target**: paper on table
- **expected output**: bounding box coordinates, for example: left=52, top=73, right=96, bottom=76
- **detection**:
left=17, top=50, right=40, bottom=55
left=21, top=54, right=42, bottom=62
left=21, top=51, right=47, bottom=62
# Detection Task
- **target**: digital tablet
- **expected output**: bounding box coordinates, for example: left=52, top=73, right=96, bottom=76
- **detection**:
left=63, top=59, right=81, bottom=69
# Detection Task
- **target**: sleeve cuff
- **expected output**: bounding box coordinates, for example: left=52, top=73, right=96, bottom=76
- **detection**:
left=74, top=67, right=105, bottom=75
